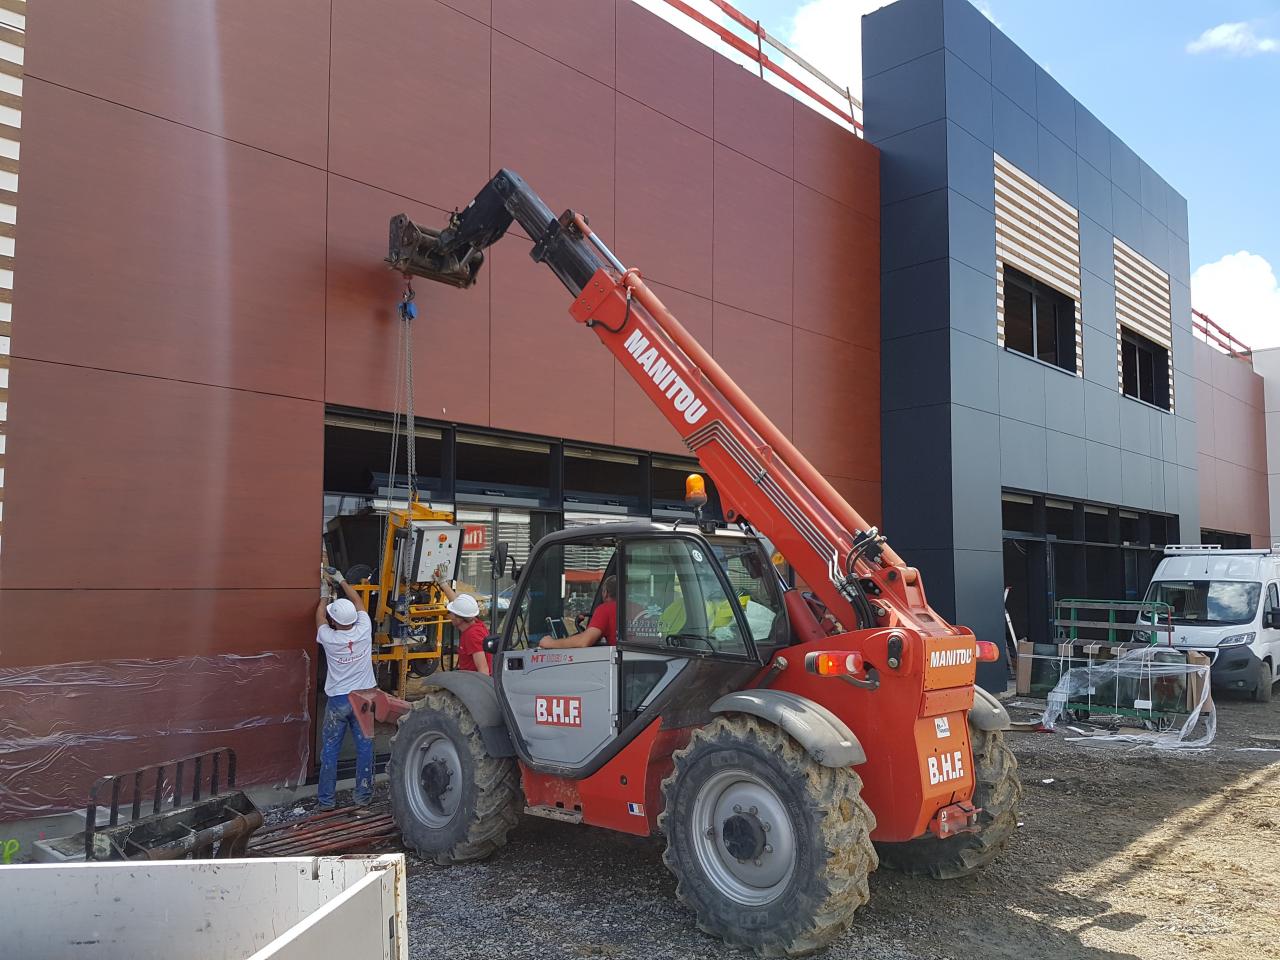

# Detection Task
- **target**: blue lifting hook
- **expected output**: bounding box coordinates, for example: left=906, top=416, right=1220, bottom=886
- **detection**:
left=397, top=280, right=418, bottom=322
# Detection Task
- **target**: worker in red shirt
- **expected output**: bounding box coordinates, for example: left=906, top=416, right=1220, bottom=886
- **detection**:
left=437, top=580, right=492, bottom=674
left=539, top=575, right=617, bottom=649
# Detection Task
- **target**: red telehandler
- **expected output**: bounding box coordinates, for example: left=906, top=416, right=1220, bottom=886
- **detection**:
left=383, top=169, right=1020, bottom=956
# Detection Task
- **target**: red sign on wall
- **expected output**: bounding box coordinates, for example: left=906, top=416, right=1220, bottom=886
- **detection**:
left=462, top=525, right=488, bottom=551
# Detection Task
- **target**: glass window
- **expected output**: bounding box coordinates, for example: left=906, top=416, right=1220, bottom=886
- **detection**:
left=509, top=538, right=618, bottom=649
left=1145, top=580, right=1262, bottom=626
left=1002, top=265, right=1077, bottom=374
left=323, top=421, right=444, bottom=497
left=564, top=447, right=643, bottom=512
left=1268, top=583, right=1279, bottom=612
left=456, top=433, right=551, bottom=500
left=622, top=539, right=750, bottom=658
left=708, top=537, right=787, bottom=646
left=1120, top=328, right=1171, bottom=410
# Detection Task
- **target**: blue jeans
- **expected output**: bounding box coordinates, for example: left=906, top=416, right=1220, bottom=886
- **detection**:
left=318, top=694, right=373, bottom=808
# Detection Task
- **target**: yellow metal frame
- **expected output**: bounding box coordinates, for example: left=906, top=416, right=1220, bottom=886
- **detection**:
left=348, top=496, right=457, bottom=700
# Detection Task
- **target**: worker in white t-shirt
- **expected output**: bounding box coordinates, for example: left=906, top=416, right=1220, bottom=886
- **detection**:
left=315, top=567, right=376, bottom=810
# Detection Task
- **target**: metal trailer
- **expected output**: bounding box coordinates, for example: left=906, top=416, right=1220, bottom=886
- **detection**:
left=0, top=854, right=409, bottom=959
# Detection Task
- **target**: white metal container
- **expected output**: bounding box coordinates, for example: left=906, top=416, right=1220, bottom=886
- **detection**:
left=0, top=854, right=408, bottom=959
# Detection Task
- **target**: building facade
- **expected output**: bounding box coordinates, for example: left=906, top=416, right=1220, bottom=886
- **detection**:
left=0, top=0, right=1269, bottom=823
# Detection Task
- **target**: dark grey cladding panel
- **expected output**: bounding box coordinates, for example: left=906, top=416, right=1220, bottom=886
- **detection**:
left=1112, top=184, right=1142, bottom=251
left=903, top=547, right=956, bottom=615
left=1046, top=430, right=1088, bottom=499
left=1169, top=189, right=1189, bottom=241
left=1034, top=67, right=1075, bottom=148
left=883, top=328, right=951, bottom=410
left=864, top=49, right=947, bottom=144
left=993, top=90, right=1036, bottom=176
left=942, top=0, right=992, bottom=79
left=944, top=50, right=993, bottom=145
left=952, top=406, right=1002, bottom=550
left=1084, top=380, right=1121, bottom=447
left=1119, top=398, right=1152, bottom=455
left=1044, top=368, right=1085, bottom=437
left=1169, top=279, right=1191, bottom=332
left=1075, top=105, right=1111, bottom=177
left=1036, top=125, right=1077, bottom=207
left=862, top=0, right=944, bottom=81
left=1086, top=439, right=1123, bottom=504
left=882, top=405, right=954, bottom=550
left=950, top=258, right=999, bottom=343
left=948, top=120, right=996, bottom=212
left=1110, top=134, right=1142, bottom=200
left=1000, top=416, right=1048, bottom=492
left=1121, top=450, right=1153, bottom=510
left=990, top=24, right=1035, bottom=114
left=1079, top=214, right=1114, bottom=285
left=1140, top=210, right=1170, bottom=273
left=1077, top=154, right=1112, bottom=231
left=883, top=189, right=950, bottom=272
left=1140, top=161, right=1169, bottom=224
left=1083, top=323, right=1119, bottom=386
left=878, top=119, right=949, bottom=205
left=1080, top=265, right=1116, bottom=331
left=882, top=259, right=951, bottom=339
left=1169, top=236, right=1191, bottom=288
left=997, top=350, right=1047, bottom=426
left=951, top=328, right=999, bottom=413
left=948, top=191, right=996, bottom=278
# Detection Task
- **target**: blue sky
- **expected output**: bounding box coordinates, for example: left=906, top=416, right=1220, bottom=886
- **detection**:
left=641, top=0, right=1280, bottom=347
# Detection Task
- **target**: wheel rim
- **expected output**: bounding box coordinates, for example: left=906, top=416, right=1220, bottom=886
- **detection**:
left=689, top=768, right=797, bottom=905
left=404, top=730, right=463, bottom=827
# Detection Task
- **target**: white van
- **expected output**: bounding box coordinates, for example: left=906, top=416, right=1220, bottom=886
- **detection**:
left=1141, top=545, right=1280, bottom=702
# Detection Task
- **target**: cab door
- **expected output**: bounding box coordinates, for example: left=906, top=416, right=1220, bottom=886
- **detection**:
left=496, top=536, right=620, bottom=770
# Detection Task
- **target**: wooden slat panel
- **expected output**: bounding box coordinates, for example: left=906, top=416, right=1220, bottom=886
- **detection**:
left=0, top=122, right=19, bottom=143
left=0, top=58, right=21, bottom=79
left=0, top=23, right=23, bottom=46
left=1113, top=237, right=1171, bottom=351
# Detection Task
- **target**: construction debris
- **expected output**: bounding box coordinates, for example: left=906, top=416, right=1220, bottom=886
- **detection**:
left=250, top=804, right=399, bottom=857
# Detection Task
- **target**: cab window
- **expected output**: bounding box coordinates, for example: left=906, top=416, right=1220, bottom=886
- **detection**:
left=507, top=538, right=616, bottom=649
left=711, top=539, right=787, bottom=645
left=621, top=538, right=751, bottom=658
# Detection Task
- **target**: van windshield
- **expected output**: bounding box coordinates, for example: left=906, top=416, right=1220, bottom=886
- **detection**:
left=1145, top=580, right=1262, bottom=626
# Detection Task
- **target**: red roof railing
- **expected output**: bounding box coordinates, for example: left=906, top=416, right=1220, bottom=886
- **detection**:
left=1192, top=309, right=1252, bottom=361
left=657, top=0, right=864, bottom=132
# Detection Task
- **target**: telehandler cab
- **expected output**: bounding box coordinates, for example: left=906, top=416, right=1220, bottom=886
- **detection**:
left=384, top=170, right=1021, bottom=956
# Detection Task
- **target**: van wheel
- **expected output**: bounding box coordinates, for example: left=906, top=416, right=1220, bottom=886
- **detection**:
left=1254, top=659, right=1274, bottom=703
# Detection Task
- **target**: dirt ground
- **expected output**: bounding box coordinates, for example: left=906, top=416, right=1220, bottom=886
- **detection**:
left=316, top=693, right=1280, bottom=960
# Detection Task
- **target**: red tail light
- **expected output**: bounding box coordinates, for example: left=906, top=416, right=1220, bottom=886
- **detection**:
left=804, top=650, right=866, bottom=677
left=975, top=641, right=1001, bottom=662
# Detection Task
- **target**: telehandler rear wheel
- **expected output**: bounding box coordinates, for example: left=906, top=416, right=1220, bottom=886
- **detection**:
left=875, top=724, right=1021, bottom=879
left=659, top=715, right=877, bottom=958
left=389, top=691, right=521, bottom=865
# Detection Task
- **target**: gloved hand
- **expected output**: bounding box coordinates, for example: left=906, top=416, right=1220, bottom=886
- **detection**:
left=325, top=566, right=345, bottom=584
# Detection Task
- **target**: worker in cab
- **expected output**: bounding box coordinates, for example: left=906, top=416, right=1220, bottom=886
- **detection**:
left=437, top=579, right=492, bottom=675
left=315, top=567, right=375, bottom=811
left=539, top=575, right=617, bottom=648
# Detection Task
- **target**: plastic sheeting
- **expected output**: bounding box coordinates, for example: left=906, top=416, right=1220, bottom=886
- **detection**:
left=1041, top=646, right=1216, bottom=749
left=0, top=650, right=312, bottom=820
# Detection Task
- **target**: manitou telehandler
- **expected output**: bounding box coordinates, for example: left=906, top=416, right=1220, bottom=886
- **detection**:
left=383, top=170, right=1021, bottom=956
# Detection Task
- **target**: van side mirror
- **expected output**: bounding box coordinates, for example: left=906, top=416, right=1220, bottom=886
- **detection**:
left=489, top=541, right=510, bottom=580
left=483, top=634, right=501, bottom=654
left=1265, top=610, right=1279, bottom=630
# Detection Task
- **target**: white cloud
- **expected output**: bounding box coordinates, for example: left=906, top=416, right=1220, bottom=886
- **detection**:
left=1191, top=251, right=1280, bottom=350
left=1186, top=22, right=1278, bottom=57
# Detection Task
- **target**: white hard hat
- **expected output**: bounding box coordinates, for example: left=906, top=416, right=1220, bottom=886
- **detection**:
left=327, top=598, right=359, bottom=626
left=447, top=594, right=481, bottom=619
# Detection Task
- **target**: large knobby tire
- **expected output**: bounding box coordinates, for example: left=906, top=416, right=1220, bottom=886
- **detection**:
left=1254, top=659, right=1274, bottom=703
left=659, top=715, right=878, bottom=958
left=388, top=691, right=521, bottom=865
left=875, top=724, right=1021, bottom=880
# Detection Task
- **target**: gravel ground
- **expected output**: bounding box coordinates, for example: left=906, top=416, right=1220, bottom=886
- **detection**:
left=282, top=694, right=1280, bottom=959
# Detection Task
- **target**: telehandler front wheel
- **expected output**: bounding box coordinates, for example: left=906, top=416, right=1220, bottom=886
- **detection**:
left=874, top=724, right=1021, bottom=880
left=388, top=691, right=521, bottom=865
left=659, top=715, right=878, bottom=958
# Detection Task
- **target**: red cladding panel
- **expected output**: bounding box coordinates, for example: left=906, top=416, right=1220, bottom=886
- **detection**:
left=440, top=0, right=491, bottom=22
left=614, top=282, right=714, bottom=454
left=489, top=244, right=614, bottom=443
left=793, top=329, right=880, bottom=482
left=24, top=0, right=330, bottom=167
left=615, top=97, right=714, bottom=298
left=0, top=360, right=322, bottom=591
left=616, top=0, right=714, bottom=135
left=712, top=303, right=793, bottom=436
left=713, top=55, right=793, bottom=177
left=325, top=176, right=492, bottom=426
left=793, top=104, right=880, bottom=220
left=13, top=80, right=327, bottom=400
left=328, top=0, right=491, bottom=212
left=491, top=33, right=616, bottom=241
left=0, top=590, right=318, bottom=669
left=793, top=184, right=879, bottom=350
left=713, top=145, right=794, bottom=325
left=493, top=0, right=616, bottom=86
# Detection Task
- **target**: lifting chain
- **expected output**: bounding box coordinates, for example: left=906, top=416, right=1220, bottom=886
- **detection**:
left=398, top=281, right=418, bottom=496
